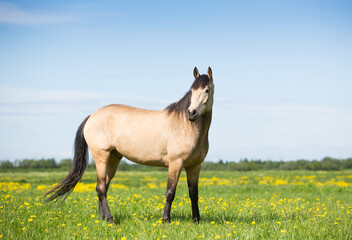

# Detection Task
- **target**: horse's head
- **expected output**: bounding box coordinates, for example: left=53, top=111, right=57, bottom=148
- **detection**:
left=187, top=67, right=215, bottom=121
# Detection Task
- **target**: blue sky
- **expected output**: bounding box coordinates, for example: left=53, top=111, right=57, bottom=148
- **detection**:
left=0, top=0, right=351, bottom=162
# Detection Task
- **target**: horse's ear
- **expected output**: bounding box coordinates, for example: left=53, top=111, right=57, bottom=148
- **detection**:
left=207, top=67, right=212, bottom=80
left=193, top=67, right=200, bottom=79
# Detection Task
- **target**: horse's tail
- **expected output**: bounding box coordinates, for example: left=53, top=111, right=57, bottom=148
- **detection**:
left=44, top=116, right=90, bottom=204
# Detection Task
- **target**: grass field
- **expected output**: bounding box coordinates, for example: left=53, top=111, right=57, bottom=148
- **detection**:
left=1, top=169, right=352, bottom=239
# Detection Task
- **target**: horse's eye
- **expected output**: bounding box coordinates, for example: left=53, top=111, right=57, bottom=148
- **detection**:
left=205, top=89, right=209, bottom=93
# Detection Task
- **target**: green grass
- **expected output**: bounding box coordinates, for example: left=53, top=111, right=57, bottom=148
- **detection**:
left=1, top=169, right=352, bottom=239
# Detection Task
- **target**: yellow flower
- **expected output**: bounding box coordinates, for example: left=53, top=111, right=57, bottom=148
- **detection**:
left=281, top=230, right=286, bottom=234
left=95, top=220, right=99, bottom=223
left=215, top=236, right=220, bottom=239
left=121, top=237, right=127, bottom=240
left=252, top=221, right=256, bottom=225
left=62, top=224, right=65, bottom=227
left=91, top=214, right=95, bottom=218
left=77, top=223, right=82, bottom=226
left=28, top=218, right=33, bottom=222
left=277, top=221, right=281, bottom=224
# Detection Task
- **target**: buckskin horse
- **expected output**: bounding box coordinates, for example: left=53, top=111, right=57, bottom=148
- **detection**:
left=45, top=67, right=215, bottom=223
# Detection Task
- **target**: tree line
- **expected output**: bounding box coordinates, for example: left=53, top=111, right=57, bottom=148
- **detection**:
left=0, top=157, right=351, bottom=171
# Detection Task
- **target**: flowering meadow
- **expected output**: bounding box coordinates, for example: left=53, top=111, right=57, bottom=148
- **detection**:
left=1, top=170, right=352, bottom=239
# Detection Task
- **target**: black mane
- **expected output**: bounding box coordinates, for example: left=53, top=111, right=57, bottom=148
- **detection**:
left=165, top=91, right=191, bottom=115
left=165, top=74, right=210, bottom=116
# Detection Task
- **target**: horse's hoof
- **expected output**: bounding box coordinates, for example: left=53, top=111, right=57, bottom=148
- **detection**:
left=106, top=217, right=115, bottom=223
left=163, top=218, right=171, bottom=223
left=193, top=217, right=200, bottom=223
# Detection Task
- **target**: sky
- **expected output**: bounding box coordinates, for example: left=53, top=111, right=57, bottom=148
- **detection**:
left=0, top=0, right=351, bottom=162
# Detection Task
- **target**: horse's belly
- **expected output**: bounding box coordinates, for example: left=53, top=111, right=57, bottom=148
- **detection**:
left=114, top=133, right=169, bottom=167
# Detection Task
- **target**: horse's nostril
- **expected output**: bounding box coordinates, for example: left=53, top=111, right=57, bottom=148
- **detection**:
left=191, top=110, right=197, bottom=116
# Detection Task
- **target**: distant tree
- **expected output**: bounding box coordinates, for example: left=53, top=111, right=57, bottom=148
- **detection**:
left=0, top=160, right=14, bottom=169
left=89, top=160, right=96, bottom=169
left=59, top=158, right=72, bottom=170
left=37, top=158, right=57, bottom=168
left=18, top=159, right=38, bottom=168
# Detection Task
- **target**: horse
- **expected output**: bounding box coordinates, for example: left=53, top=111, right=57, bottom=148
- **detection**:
left=45, top=67, right=215, bottom=223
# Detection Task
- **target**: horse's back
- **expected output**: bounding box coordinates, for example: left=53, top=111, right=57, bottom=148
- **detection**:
left=84, top=104, right=170, bottom=165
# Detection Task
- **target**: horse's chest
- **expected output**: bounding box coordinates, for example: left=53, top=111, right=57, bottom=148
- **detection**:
left=175, top=137, right=209, bottom=167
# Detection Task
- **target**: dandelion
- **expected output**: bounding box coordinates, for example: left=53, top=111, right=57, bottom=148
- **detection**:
left=62, top=224, right=65, bottom=227
left=215, top=236, right=220, bottom=239
left=91, top=214, right=95, bottom=218
left=252, top=221, right=256, bottom=225
left=281, top=230, right=286, bottom=234
left=121, top=237, right=127, bottom=240
left=277, top=221, right=281, bottom=224
left=77, top=223, right=82, bottom=226
left=28, top=218, right=33, bottom=222
left=95, top=220, right=99, bottom=223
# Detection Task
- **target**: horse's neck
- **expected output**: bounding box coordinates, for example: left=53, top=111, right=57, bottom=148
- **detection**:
left=194, top=110, right=212, bottom=140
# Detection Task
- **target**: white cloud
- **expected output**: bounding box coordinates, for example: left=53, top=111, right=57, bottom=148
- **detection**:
left=0, top=2, right=77, bottom=24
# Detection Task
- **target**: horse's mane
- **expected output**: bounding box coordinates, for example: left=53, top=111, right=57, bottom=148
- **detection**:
left=165, top=75, right=210, bottom=116
left=165, top=91, right=191, bottom=116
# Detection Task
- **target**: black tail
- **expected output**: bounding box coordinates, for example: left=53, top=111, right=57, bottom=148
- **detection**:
left=45, top=116, right=90, bottom=204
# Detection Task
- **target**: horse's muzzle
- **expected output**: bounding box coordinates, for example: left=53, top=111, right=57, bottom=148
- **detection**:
left=187, top=109, right=199, bottom=121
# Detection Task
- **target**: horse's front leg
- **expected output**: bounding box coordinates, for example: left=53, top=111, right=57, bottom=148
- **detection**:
left=163, top=160, right=183, bottom=222
left=185, top=164, right=201, bottom=222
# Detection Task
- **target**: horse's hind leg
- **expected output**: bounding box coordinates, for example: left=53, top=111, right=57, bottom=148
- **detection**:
left=185, top=164, right=201, bottom=222
left=106, top=150, right=122, bottom=191
left=93, top=149, right=120, bottom=223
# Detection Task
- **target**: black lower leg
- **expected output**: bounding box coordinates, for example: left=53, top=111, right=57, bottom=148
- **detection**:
left=96, top=179, right=114, bottom=223
left=163, top=183, right=176, bottom=222
left=188, top=183, right=200, bottom=222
